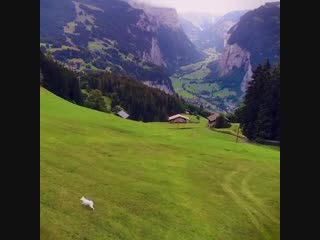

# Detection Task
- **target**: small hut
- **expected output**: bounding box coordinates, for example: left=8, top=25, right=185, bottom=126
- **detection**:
left=168, top=114, right=190, bottom=123
left=117, top=110, right=130, bottom=119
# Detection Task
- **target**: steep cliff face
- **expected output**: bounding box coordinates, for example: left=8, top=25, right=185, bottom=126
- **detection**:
left=129, top=2, right=203, bottom=72
left=141, top=5, right=181, bottom=30
left=217, top=2, right=280, bottom=91
left=141, top=37, right=166, bottom=67
left=217, top=40, right=253, bottom=91
left=143, top=80, right=172, bottom=94
left=218, top=43, right=250, bottom=75
left=241, top=60, right=253, bottom=92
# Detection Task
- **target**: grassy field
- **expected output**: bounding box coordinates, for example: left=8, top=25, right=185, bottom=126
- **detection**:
left=44, top=45, right=80, bottom=53
left=64, top=21, right=77, bottom=34
left=88, top=39, right=108, bottom=52
left=40, top=87, right=280, bottom=240
left=212, top=88, right=237, bottom=98
left=184, top=82, right=220, bottom=94
left=68, top=58, right=85, bottom=64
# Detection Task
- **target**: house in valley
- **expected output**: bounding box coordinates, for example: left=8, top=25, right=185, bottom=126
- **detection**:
left=168, top=114, right=190, bottom=123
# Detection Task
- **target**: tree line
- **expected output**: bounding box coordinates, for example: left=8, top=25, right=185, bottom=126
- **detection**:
left=40, top=49, right=210, bottom=122
left=40, top=50, right=83, bottom=105
left=81, top=71, right=210, bottom=122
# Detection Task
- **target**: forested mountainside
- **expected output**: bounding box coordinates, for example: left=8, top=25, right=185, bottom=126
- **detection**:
left=40, top=50, right=83, bottom=105
left=40, top=0, right=202, bottom=92
left=40, top=50, right=210, bottom=122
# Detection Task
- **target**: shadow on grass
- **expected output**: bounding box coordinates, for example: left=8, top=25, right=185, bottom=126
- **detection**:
left=81, top=205, right=95, bottom=211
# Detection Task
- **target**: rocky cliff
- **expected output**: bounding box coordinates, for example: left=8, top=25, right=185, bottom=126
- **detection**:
left=217, top=42, right=252, bottom=92
left=129, top=1, right=203, bottom=72
left=217, top=2, right=280, bottom=91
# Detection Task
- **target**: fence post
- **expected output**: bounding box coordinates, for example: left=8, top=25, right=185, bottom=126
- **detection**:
left=236, top=125, right=240, bottom=143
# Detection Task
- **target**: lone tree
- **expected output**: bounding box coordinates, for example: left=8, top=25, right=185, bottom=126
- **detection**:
left=84, top=89, right=107, bottom=112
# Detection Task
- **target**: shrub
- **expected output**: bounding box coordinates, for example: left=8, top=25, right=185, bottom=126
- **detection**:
left=215, top=114, right=231, bottom=128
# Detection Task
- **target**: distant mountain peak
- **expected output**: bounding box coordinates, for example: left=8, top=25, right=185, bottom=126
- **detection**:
left=127, top=0, right=181, bottom=30
left=265, top=2, right=280, bottom=8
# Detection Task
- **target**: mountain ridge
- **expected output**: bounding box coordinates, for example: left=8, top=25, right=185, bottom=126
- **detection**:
left=209, top=2, right=280, bottom=99
left=40, top=0, right=203, bottom=92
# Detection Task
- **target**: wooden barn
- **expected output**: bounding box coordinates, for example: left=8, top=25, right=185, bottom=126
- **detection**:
left=207, top=113, right=220, bottom=127
left=168, top=114, right=190, bottom=123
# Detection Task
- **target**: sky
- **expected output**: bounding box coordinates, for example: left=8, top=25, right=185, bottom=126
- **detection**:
left=135, top=0, right=279, bottom=14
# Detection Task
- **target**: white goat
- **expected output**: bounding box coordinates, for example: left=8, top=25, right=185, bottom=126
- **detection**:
left=80, top=196, right=94, bottom=210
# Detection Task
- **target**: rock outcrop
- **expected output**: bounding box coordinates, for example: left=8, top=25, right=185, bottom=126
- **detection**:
left=218, top=42, right=253, bottom=91
left=217, top=2, right=280, bottom=92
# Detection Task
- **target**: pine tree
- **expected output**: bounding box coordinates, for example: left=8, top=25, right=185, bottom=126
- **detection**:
left=254, top=61, right=273, bottom=140
left=270, top=63, right=280, bottom=140
left=241, top=60, right=280, bottom=141
left=242, top=64, right=264, bottom=140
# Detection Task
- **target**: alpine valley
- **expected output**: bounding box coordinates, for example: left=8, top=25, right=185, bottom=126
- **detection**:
left=40, top=2, right=280, bottom=239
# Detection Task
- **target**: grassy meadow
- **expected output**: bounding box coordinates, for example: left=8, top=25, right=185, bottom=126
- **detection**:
left=40, top=87, right=280, bottom=240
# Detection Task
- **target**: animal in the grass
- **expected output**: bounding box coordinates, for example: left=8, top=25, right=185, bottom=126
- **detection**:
left=80, top=196, right=94, bottom=210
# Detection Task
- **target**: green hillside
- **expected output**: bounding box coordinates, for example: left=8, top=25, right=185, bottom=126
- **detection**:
left=40, top=87, right=279, bottom=240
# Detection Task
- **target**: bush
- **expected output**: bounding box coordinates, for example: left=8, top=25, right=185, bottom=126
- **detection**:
left=214, top=115, right=231, bottom=128
left=84, top=89, right=107, bottom=112
left=111, top=105, right=124, bottom=113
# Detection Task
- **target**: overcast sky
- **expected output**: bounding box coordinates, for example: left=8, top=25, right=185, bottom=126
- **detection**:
left=135, top=0, right=279, bottom=14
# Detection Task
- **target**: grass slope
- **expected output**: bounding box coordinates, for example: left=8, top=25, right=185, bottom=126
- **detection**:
left=40, top=87, right=280, bottom=240
left=213, top=123, right=247, bottom=140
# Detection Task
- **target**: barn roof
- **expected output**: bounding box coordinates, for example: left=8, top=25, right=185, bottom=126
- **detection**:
left=207, top=113, right=220, bottom=122
left=168, top=114, right=190, bottom=121
left=117, top=110, right=130, bottom=119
